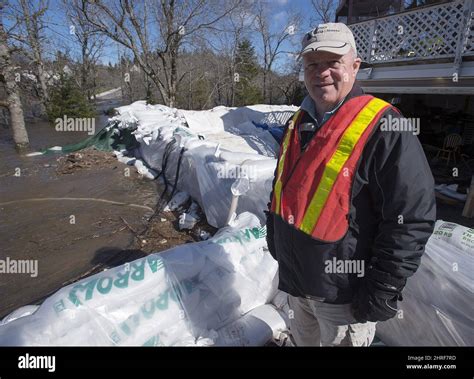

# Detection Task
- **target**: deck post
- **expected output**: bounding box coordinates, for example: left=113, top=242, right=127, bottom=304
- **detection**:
left=453, top=0, right=473, bottom=77
left=368, top=20, right=376, bottom=64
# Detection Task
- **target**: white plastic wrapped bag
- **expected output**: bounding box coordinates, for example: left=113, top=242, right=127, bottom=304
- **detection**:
left=0, top=213, right=278, bottom=346
left=376, top=221, right=474, bottom=346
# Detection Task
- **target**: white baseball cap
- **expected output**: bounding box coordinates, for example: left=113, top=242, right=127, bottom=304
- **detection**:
left=301, top=23, right=357, bottom=57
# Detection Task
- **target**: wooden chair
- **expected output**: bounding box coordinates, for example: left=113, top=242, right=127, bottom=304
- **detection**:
left=435, top=133, right=463, bottom=166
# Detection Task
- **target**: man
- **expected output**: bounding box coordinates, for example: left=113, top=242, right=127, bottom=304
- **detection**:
left=266, top=23, right=436, bottom=346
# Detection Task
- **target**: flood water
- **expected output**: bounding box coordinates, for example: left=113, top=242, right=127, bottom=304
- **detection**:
left=0, top=95, right=159, bottom=318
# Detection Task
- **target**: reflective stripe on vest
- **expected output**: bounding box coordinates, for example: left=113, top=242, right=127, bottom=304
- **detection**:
left=271, top=96, right=391, bottom=242
left=273, top=110, right=303, bottom=214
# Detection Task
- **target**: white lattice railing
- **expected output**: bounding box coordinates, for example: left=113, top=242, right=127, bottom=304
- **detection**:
left=348, top=0, right=474, bottom=64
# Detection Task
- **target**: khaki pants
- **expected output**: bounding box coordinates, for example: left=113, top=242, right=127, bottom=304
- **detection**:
left=288, top=295, right=376, bottom=346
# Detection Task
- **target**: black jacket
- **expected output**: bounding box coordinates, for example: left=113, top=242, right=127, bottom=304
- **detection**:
left=266, top=85, right=436, bottom=309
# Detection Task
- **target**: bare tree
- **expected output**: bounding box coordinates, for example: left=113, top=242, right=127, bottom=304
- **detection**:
left=310, top=0, right=336, bottom=24
left=18, top=0, right=49, bottom=110
left=255, top=3, right=300, bottom=103
left=200, top=2, right=255, bottom=107
left=64, top=0, right=106, bottom=101
left=76, top=0, right=241, bottom=107
left=0, top=2, right=29, bottom=148
left=275, top=72, right=304, bottom=105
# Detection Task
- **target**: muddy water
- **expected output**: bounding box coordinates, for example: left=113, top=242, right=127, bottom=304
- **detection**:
left=0, top=106, right=159, bottom=319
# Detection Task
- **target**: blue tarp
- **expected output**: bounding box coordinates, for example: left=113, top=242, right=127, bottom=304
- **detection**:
left=252, top=121, right=285, bottom=144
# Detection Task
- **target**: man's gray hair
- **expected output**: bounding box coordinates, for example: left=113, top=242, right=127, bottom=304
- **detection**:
left=349, top=48, right=358, bottom=61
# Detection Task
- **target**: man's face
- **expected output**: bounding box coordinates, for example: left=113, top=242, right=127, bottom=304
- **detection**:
left=303, top=50, right=361, bottom=109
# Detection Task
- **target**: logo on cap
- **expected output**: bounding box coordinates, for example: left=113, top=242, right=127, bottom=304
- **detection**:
left=301, top=22, right=357, bottom=57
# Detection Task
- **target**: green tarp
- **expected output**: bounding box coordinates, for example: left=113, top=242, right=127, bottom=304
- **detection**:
left=42, top=121, right=140, bottom=154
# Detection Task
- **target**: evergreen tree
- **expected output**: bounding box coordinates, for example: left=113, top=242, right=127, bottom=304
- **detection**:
left=47, top=74, right=95, bottom=121
left=234, top=39, right=263, bottom=106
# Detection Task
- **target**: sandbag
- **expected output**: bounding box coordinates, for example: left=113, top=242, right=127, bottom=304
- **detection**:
left=376, top=221, right=474, bottom=346
left=0, top=213, right=278, bottom=346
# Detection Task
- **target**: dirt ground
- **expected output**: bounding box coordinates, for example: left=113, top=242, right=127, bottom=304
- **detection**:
left=55, top=149, right=218, bottom=250
left=0, top=147, right=216, bottom=319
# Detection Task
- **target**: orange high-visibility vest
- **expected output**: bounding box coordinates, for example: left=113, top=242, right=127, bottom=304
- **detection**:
left=271, top=95, right=392, bottom=242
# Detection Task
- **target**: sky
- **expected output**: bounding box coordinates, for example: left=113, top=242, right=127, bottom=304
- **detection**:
left=243, top=0, right=338, bottom=72
left=5, top=0, right=337, bottom=73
